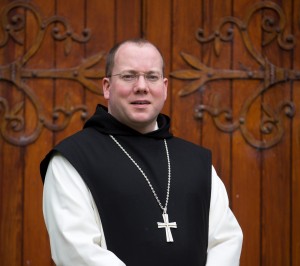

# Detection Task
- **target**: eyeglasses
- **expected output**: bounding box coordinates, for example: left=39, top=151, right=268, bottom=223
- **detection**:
left=108, top=71, right=163, bottom=84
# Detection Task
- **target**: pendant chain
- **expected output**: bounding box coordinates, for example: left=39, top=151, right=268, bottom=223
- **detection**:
left=109, top=135, right=171, bottom=214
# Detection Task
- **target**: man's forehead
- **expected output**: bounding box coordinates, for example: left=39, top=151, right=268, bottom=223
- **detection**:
left=116, top=42, right=158, bottom=57
left=114, top=42, right=163, bottom=70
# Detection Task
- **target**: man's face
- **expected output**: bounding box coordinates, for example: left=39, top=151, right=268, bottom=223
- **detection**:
left=103, top=43, right=168, bottom=133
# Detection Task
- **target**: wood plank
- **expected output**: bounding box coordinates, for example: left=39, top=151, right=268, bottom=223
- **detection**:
left=0, top=146, right=23, bottom=266
left=85, top=0, right=115, bottom=114
left=142, top=0, right=171, bottom=116
left=200, top=0, right=232, bottom=199
left=0, top=2, right=24, bottom=265
left=171, top=0, right=203, bottom=144
left=54, top=0, right=86, bottom=145
left=261, top=1, right=292, bottom=265
left=231, top=1, right=262, bottom=265
left=23, top=0, right=55, bottom=265
left=116, top=0, right=141, bottom=43
left=292, top=0, right=300, bottom=264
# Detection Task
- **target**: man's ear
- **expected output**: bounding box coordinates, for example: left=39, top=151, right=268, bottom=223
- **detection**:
left=163, top=77, right=168, bottom=101
left=102, top=77, right=110, bottom=99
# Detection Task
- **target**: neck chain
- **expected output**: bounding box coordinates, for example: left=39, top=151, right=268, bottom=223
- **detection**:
left=109, top=135, right=177, bottom=242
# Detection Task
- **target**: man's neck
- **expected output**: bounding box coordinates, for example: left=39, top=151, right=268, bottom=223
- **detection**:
left=129, top=121, right=159, bottom=134
left=107, top=110, right=158, bottom=134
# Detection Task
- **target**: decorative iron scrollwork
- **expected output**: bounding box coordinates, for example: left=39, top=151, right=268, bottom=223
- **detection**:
left=0, top=1, right=105, bottom=146
left=170, top=1, right=299, bottom=149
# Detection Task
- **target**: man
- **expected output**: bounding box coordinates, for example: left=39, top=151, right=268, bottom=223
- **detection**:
left=40, top=38, right=243, bottom=266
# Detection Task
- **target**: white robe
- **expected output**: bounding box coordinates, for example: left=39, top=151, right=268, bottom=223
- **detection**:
left=43, top=154, right=243, bottom=266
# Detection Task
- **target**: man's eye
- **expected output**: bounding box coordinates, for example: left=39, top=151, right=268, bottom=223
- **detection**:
left=121, top=74, right=136, bottom=81
left=146, top=74, right=160, bottom=82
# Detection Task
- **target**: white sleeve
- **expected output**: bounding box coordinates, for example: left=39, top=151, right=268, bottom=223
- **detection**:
left=206, top=166, right=243, bottom=266
left=43, top=154, right=126, bottom=266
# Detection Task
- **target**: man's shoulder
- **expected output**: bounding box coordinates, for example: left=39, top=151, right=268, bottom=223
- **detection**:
left=169, top=136, right=212, bottom=158
left=171, top=136, right=211, bottom=152
left=40, top=128, right=107, bottom=180
left=56, top=127, right=104, bottom=147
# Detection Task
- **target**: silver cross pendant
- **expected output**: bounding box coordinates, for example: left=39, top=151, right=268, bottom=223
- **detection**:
left=157, top=213, right=177, bottom=242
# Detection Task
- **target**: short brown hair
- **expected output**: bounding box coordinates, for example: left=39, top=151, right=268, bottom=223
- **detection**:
left=105, top=38, right=165, bottom=77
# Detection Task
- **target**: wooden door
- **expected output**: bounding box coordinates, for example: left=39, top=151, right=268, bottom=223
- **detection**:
left=0, top=0, right=299, bottom=265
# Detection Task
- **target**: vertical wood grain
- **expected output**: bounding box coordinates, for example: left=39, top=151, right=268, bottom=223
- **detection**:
left=0, top=2, right=24, bottom=265
left=171, top=0, right=203, bottom=144
left=85, top=0, right=114, bottom=112
left=201, top=0, right=232, bottom=200
left=22, top=1, right=55, bottom=265
left=261, top=0, right=292, bottom=265
left=0, top=145, right=23, bottom=265
left=115, top=0, right=141, bottom=42
left=54, top=0, right=86, bottom=145
left=142, top=0, right=172, bottom=116
left=231, top=1, right=262, bottom=265
left=291, top=0, right=300, bottom=266
left=292, top=0, right=300, bottom=264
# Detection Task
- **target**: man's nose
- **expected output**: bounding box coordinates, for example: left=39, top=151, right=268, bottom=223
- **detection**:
left=134, top=75, right=149, bottom=93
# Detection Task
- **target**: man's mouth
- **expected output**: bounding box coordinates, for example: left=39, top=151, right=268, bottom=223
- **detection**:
left=131, top=100, right=150, bottom=105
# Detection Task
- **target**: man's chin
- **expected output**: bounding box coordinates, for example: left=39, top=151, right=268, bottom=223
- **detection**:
left=128, top=116, right=157, bottom=132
